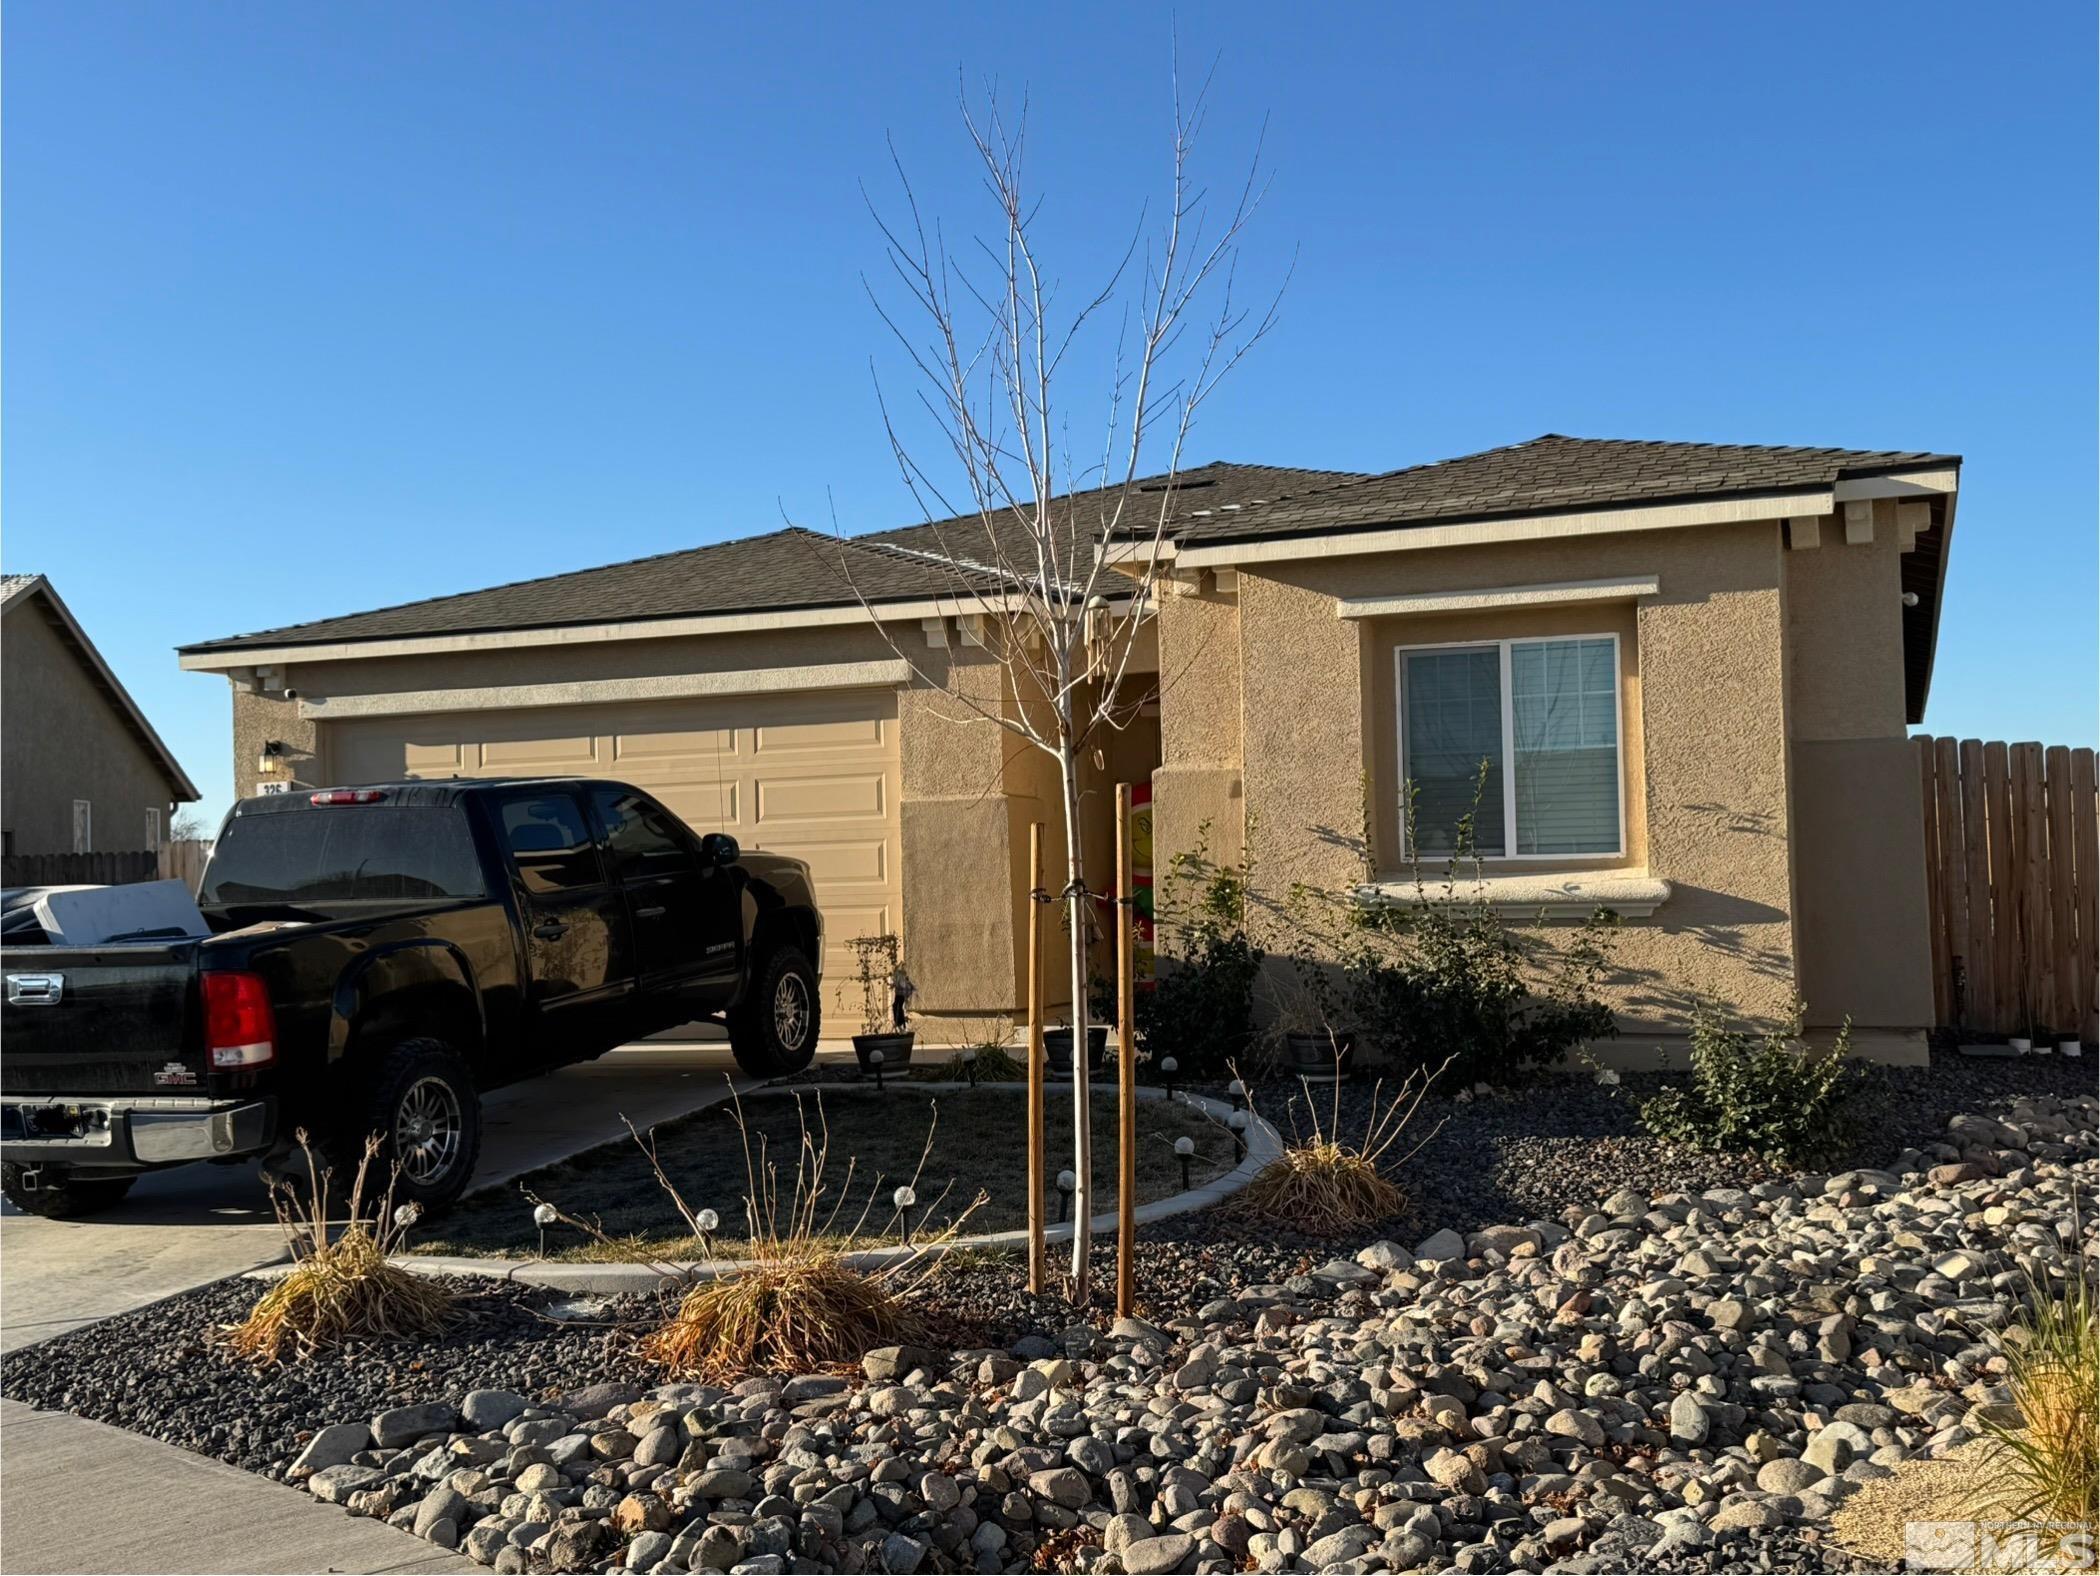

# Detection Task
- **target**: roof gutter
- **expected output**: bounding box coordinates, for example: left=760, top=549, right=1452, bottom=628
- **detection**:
left=1170, top=488, right=1837, bottom=569
left=178, top=591, right=1033, bottom=672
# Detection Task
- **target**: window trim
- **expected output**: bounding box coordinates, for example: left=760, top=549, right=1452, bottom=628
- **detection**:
left=1394, top=631, right=1627, bottom=863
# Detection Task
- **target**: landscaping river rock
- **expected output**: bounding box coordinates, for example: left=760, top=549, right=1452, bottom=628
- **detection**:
left=207, top=1089, right=2099, bottom=1572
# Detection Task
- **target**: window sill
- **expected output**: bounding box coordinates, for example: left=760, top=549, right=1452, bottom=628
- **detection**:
left=1357, top=870, right=1672, bottom=920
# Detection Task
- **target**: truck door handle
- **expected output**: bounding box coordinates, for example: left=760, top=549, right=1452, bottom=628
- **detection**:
left=532, top=921, right=569, bottom=940
left=634, top=905, right=666, bottom=919
left=6, top=973, right=64, bottom=1005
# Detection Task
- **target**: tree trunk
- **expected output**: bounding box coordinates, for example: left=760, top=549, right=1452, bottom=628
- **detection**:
left=1058, top=742, right=1092, bottom=1296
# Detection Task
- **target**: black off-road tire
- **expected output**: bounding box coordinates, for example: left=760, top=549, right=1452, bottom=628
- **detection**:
left=727, top=945, right=821, bottom=1077
left=341, top=1038, right=483, bottom=1211
left=1, top=1165, right=135, bottom=1219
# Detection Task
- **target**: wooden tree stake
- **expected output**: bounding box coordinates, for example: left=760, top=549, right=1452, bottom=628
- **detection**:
left=1115, top=784, right=1137, bottom=1318
left=1026, top=820, right=1047, bottom=1296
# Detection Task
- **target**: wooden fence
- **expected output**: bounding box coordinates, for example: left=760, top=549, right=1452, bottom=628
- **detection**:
left=1917, top=736, right=2098, bottom=1042
left=0, top=849, right=159, bottom=888
left=0, top=840, right=212, bottom=894
left=157, top=838, right=213, bottom=895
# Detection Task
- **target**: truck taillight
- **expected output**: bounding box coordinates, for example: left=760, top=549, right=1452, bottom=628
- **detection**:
left=202, top=973, right=276, bottom=1070
left=310, top=789, right=385, bottom=806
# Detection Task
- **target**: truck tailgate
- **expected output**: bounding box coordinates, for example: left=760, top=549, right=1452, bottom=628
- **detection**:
left=1, top=942, right=205, bottom=1095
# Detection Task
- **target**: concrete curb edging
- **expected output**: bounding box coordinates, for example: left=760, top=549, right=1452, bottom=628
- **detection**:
left=365, top=1081, right=1282, bottom=1295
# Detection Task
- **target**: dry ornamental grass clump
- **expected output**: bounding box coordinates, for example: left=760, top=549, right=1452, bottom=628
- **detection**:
left=224, top=1133, right=454, bottom=1364
left=529, top=1087, right=981, bottom=1384
left=1980, top=1257, right=2100, bottom=1540
left=1235, top=1053, right=1451, bottom=1235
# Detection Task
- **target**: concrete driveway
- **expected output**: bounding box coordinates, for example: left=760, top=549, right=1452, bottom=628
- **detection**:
left=0, top=1036, right=855, bottom=1353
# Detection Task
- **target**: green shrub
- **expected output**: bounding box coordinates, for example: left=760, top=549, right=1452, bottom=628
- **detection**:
left=1332, top=892, right=1619, bottom=1086
left=1268, top=772, right=1621, bottom=1087
left=1638, top=1004, right=1858, bottom=1166
left=1136, top=827, right=1263, bottom=1077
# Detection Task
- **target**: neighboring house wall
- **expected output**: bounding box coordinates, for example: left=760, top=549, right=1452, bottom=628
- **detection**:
left=2, top=603, right=179, bottom=855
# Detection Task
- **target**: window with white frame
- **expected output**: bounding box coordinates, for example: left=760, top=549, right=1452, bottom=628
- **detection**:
left=1397, top=635, right=1623, bottom=859
left=146, top=807, right=163, bottom=849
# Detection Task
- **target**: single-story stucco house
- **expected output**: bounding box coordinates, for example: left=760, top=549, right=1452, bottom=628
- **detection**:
left=180, top=435, right=1959, bottom=1059
left=5, top=573, right=200, bottom=857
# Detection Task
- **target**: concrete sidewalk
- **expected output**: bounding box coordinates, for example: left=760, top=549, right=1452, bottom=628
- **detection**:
left=0, top=1400, right=474, bottom=1575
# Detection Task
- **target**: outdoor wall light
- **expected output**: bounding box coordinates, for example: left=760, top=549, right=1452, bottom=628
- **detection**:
left=258, top=741, right=285, bottom=775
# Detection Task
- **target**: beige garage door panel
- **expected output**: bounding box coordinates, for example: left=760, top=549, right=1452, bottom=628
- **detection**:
left=327, top=690, right=901, bottom=1017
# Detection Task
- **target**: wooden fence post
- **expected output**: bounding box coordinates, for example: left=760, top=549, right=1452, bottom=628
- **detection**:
left=1115, top=784, right=1137, bottom=1320
left=1918, top=739, right=1950, bottom=1026
left=1960, top=739, right=1994, bottom=1028
left=2046, top=745, right=2078, bottom=1035
left=1985, top=741, right=2016, bottom=1023
left=1026, top=821, right=1046, bottom=1298
left=2074, top=749, right=2099, bottom=1046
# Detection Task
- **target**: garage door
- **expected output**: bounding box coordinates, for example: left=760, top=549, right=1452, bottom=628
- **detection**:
left=328, top=689, right=900, bottom=1019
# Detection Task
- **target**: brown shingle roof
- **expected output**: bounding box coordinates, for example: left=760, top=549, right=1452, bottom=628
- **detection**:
left=180, top=463, right=1360, bottom=654
left=1162, top=435, right=1960, bottom=545
left=178, top=529, right=999, bottom=654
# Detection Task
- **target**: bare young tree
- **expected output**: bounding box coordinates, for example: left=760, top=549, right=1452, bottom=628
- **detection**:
left=825, top=66, right=1281, bottom=1293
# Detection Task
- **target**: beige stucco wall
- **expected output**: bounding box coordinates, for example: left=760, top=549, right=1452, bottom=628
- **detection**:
left=1783, top=503, right=1933, bottom=1036
left=1152, top=579, right=1248, bottom=914
left=212, top=497, right=1939, bottom=1046
left=4, top=603, right=185, bottom=854
left=1153, top=520, right=1806, bottom=1042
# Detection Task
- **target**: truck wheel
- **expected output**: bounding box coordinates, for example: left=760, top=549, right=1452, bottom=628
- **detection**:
left=728, top=945, right=821, bottom=1077
left=2, top=1164, right=135, bottom=1219
left=353, top=1039, right=483, bottom=1211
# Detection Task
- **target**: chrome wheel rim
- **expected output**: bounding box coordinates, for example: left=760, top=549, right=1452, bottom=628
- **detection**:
left=393, top=1076, right=462, bottom=1186
left=773, top=971, right=811, bottom=1051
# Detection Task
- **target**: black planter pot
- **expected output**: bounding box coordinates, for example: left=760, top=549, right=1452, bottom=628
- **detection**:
left=1284, top=1031, right=1356, bottom=1079
left=1042, top=1025, right=1110, bottom=1077
left=853, top=1032, right=915, bottom=1075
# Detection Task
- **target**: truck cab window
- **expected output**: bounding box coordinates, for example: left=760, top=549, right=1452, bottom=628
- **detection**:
left=500, top=795, right=603, bottom=895
left=591, top=787, right=693, bottom=879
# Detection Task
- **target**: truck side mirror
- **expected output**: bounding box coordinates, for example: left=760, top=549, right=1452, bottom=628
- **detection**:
left=698, top=833, right=740, bottom=867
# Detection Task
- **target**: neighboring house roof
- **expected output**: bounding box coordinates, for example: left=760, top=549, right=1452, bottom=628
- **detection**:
left=179, top=462, right=1360, bottom=656
left=3, top=574, right=201, bottom=802
left=1154, top=435, right=1961, bottom=545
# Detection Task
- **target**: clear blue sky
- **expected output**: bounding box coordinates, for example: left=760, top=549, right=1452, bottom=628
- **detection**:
left=6, top=2, right=2094, bottom=824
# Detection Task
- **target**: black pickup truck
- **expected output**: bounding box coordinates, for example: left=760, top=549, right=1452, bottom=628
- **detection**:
left=1, top=778, right=823, bottom=1217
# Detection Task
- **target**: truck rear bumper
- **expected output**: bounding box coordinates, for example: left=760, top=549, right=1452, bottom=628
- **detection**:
left=0, top=1095, right=276, bottom=1170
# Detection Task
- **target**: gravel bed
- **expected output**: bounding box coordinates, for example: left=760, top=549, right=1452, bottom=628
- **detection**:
left=0, top=1279, right=654, bottom=1479
left=2, top=1051, right=2089, bottom=1576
